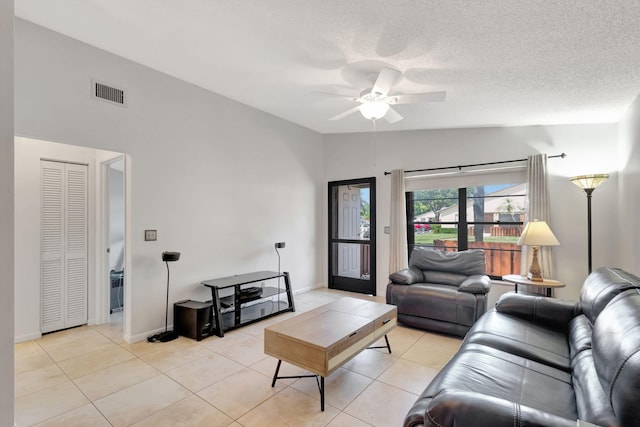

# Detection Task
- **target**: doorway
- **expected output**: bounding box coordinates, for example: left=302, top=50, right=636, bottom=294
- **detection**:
left=328, top=177, right=376, bottom=295
left=107, top=157, right=125, bottom=322
left=14, top=137, right=131, bottom=342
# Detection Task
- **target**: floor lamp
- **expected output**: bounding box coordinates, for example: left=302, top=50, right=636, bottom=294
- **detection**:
left=570, top=174, right=609, bottom=273
left=148, top=251, right=181, bottom=343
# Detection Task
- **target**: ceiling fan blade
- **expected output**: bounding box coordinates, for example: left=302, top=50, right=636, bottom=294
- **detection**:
left=313, top=91, right=359, bottom=101
left=329, top=105, right=362, bottom=121
left=391, top=91, right=447, bottom=105
left=384, top=107, right=403, bottom=124
left=372, top=67, right=401, bottom=96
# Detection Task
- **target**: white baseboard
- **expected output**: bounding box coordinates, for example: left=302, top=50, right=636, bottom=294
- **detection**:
left=128, top=324, right=175, bottom=344
left=293, top=284, right=325, bottom=294
left=15, top=331, right=42, bottom=343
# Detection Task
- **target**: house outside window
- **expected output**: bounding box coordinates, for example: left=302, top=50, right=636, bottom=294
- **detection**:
left=406, top=183, right=526, bottom=279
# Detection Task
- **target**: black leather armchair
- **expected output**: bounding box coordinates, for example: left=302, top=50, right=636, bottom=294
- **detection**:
left=387, top=247, right=491, bottom=337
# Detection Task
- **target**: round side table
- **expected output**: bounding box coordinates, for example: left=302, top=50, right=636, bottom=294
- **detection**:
left=502, top=274, right=565, bottom=297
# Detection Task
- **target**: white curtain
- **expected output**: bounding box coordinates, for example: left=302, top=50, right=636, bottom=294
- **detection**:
left=389, top=169, right=408, bottom=274
left=521, top=154, right=555, bottom=280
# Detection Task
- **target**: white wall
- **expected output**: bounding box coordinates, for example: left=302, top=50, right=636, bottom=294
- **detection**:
left=324, top=124, right=621, bottom=301
left=0, top=0, right=14, bottom=423
left=14, top=19, right=324, bottom=342
left=618, top=94, right=640, bottom=274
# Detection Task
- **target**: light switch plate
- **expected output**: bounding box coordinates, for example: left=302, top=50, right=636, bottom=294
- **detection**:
left=384, top=226, right=391, bottom=234
left=144, top=230, right=157, bottom=241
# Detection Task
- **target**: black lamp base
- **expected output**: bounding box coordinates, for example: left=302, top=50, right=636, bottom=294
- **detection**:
left=147, top=330, right=179, bottom=343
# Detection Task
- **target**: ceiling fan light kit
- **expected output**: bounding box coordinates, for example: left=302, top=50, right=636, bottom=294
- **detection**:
left=328, top=67, right=446, bottom=124
left=360, top=100, right=390, bottom=120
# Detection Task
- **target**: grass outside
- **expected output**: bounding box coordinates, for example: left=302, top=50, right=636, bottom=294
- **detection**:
left=414, top=233, right=519, bottom=245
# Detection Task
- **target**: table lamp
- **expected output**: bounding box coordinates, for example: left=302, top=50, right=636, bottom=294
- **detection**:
left=517, top=220, right=559, bottom=282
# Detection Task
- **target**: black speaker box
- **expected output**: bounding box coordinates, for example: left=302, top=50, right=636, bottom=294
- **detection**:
left=173, top=300, right=212, bottom=341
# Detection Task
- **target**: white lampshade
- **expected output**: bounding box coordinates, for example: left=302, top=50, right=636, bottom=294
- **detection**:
left=360, top=101, right=389, bottom=120
left=517, top=220, right=560, bottom=247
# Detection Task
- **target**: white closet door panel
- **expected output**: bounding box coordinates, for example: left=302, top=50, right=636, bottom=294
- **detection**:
left=41, top=259, right=64, bottom=332
left=41, top=163, right=64, bottom=257
left=41, top=161, right=65, bottom=333
left=65, top=166, right=87, bottom=254
left=64, top=164, right=88, bottom=327
left=66, top=258, right=87, bottom=325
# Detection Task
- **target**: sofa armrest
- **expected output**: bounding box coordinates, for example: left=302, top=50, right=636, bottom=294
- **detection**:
left=389, top=267, right=424, bottom=285
left=495, top=292, right=581, bottom=329
left=458, top=274, right=491, bottom=294
left=407, top=390, right=576, bottom=427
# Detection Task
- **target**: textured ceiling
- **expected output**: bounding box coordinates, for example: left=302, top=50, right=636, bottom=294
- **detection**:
left=15, top=0, right=640, bottom=134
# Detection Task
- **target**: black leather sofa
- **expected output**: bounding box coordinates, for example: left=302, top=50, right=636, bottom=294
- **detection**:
left=404, top=267, right=640, bottom=427
left=387, top=247, right=491, bottom=337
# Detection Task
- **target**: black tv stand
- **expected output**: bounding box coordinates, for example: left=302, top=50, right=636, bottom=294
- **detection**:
left=201, top=271, right=295, bottom=337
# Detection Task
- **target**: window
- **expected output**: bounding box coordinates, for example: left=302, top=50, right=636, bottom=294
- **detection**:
left=406, top=183, right=526, bottom=279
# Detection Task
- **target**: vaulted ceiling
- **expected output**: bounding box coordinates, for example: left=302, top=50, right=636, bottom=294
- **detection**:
left=15, top=1, right=640, bottom=134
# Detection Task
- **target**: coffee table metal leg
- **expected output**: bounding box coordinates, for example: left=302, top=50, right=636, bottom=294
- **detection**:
left=320, top=376, right=325, bottom=411
left=271, top=360, right=282, bottom=387
left=271, top=359, right=323, bottom=410
left=367, top=334, right=392, bottom=354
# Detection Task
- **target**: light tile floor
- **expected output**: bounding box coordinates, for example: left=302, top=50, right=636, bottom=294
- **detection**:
left=14, top=289, right=461, bottom=426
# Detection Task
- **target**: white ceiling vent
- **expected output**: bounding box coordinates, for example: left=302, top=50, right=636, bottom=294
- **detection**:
left=91, top=80, right=127, bottom=107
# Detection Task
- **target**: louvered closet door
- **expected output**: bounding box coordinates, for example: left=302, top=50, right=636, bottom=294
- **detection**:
left=41, top=161, right=88, bottom=333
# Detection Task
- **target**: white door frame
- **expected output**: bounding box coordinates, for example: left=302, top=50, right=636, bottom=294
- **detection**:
left=98, top=154, right=132, bottom=341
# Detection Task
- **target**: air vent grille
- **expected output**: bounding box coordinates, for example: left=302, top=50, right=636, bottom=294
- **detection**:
left=92, top=80, right=126, bottom=106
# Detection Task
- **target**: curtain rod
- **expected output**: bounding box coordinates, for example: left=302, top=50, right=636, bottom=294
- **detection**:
left=383, top=153, right=567, bottom=176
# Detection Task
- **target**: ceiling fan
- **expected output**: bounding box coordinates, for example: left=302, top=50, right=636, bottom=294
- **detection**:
left=328, top=67, right=446, bottom=123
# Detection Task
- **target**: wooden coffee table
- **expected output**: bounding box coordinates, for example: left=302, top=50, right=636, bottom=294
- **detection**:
left=264, top=297, right=397, bottom=411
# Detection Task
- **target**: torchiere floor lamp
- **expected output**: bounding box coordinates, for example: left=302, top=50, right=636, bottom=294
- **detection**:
left=570, top=174, right=609, bottom=273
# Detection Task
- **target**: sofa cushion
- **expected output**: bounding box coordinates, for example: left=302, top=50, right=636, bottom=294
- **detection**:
left=580, top=267, right=640, bottom=324
left=409, top=247, right=487, bottom=276
left=402, top=283, right=479, bottom=327
left=422, top=271, right=468, bottom=286
left=458, top=274, right=492, bottom=294
left=412, top=389, right=578, bottom=427
left=464, top=310, right=571, bottom=371
left=389, top=267, right=424, bottom=285
left=422, top=343, right=577, bottom=421
left=571, top=349, right=618, bottom=427
left=592, top=289, right=640, bottom=426
left=495, top=292, right=581, bottom=328
left=568, top=314, right=592, bottom=359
